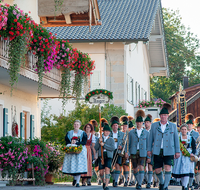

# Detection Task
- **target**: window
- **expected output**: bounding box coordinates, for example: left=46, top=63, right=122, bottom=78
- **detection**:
left=135, top=82, right=137, bottom=105
left=127, top=74, right=134, bottom=105
left=138, top=84, right=140, bottom=103
left=91, top=71, right=101, bottom=90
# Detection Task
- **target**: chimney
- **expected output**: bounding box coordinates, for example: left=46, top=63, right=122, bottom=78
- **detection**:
left=183, top=76, right=188, bottom=89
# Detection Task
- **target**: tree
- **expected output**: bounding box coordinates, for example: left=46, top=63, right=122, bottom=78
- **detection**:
left=41, top=103, right=128, bottom=144
left=150, top=8, right=200, bottom=102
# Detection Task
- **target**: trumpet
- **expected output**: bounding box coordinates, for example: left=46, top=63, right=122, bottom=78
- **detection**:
left=111, top=130, right=127, bottom=171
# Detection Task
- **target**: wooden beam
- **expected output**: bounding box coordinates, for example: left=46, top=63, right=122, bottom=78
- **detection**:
left=40, top=17, right=47, bottom=24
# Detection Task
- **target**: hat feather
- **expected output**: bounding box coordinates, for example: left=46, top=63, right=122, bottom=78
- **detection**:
left=135, top=110, right=145, bottom=118
left=194, top=117, right=200, bottom=125
left=119, top=115, right=128, bottom=123
left=146, top=114, right=152, bottom=121
left=153, top=118, right=160, bottom=123
left=89, top=119, right=98, bottom=127
left=100, top=118, right=108, bottom=124
left=162, top=103, right=172, bottom=112
left=127, top=116, right=134, bottom=121
left=185, top=113, right=194, bottom=122
left=110, top=116, right=119, bottom=123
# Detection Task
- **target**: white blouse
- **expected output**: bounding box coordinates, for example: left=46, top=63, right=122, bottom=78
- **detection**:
left=88, top=133, right=96, bottom=143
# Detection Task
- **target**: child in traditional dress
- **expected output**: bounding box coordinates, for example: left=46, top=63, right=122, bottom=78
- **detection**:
left=95, top=123, right=115, bottom=190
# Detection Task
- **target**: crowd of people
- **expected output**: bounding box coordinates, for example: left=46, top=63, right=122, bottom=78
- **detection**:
left=62, top=103, right=200, bottom=190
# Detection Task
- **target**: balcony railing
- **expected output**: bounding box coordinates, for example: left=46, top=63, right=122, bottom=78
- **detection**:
left=0, top=37, right=61, bottom=83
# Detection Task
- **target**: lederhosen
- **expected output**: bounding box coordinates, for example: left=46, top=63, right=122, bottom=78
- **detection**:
left=130, top=129, right=146, bottom=168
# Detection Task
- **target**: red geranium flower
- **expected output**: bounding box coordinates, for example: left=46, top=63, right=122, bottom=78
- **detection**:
left=72, top=136, right=78, bottom=140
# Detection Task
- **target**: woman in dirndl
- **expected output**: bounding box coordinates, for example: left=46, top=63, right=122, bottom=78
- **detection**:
left=81, top=123, right=97, bottom=186
left=172, top=124, right=196, bottom=190
left=62, top=120, right=88, bottom=187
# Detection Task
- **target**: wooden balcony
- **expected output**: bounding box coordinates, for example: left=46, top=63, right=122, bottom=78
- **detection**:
left=38, top=0, right=101, bottom=27
left=0, top=38, right=62, bottom=97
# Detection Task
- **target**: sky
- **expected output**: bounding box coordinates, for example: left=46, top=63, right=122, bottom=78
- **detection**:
left=161, top=0, right=200, bottom=41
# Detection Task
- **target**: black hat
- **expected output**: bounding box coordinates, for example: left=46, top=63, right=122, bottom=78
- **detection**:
left=135, top=110, right=145, bottom=122
left=128, top=116, right=134, bottom=128
left=185, top=113, right=194, bottom=125
left=144, top=114, right=152, bottom=122
left=120, top=115, right=128, bottom=125
left=103, top=123, right=112, bottom=131
left=110, top=116, right=119, bottom=126
left=159, top=103, right=172, bottom=115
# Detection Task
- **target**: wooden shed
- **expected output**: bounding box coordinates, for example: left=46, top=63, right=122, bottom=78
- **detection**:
left=168, top=84, right=200, bottom=121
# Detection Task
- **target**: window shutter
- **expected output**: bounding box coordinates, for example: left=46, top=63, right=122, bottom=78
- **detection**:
left=20, top=112, right=25, bottom=139
left=91, top=71, right=101, bottom=90
left=3, top=108, right=8, bottom=136
left=30, top=115, right=34, bottom=139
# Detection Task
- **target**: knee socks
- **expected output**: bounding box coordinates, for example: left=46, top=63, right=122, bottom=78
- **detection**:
left=164, top=171, right=171, bottom=188
left=156, top=171, right=164, bottom=184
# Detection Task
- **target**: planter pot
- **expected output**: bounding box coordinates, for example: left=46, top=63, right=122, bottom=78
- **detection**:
left=0, top=169, right=9, bottom=187
left=45, top=173, right=54, bottom=185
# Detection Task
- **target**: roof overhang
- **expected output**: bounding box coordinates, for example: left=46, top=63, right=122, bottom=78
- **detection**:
left=148, top=4, right=169, bottom=77
left=39, top=0, right=101, bottom=27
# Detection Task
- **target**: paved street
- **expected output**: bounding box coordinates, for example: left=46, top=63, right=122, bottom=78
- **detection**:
left=0, top=183, right=182, bottom=190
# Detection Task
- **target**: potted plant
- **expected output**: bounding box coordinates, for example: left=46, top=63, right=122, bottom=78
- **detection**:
left=45, top=143, right=64, bottom=184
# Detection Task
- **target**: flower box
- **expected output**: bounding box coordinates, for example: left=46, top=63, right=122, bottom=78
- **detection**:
left=61, top=144, right=82, bottom=154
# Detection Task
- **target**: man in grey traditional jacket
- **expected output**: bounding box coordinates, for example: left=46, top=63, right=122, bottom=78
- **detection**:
left=126, top=110, right=150, bottom=189
left=147, top=103, right=180, bottom=190
left=109, top=116, right=125, bottom=187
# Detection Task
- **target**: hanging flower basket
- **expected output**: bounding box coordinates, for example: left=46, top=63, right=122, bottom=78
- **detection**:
left=85, top=89, right=113, bottom=102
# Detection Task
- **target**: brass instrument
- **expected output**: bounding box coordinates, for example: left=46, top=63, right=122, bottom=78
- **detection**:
left=111, top=130, right=127, bottom=171
left=118, top=129, right=129, bottom=157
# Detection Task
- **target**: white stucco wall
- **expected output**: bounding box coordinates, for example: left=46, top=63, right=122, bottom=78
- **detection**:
left=124, top=41, right=150, bottom=116
left=0, top=84, right=40, bottom=138
left=3, top=0, right=40, bottom=24
left=44, top=42, right=151, bottom=117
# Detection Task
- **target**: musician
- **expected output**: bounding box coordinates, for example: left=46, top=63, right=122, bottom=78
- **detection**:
left=144, top=114, right=153, bottom=189
left=126, top=110, right=150, bottom=189
left=109, top=116, right=125, bottom=187
left=186, top=114, right=199, bottom=189
left=95, top=123, right=115, bottom=190
left=147, top=103, right=180, bottom=190
left=172, top=124, right=196, bottom=190
left=152, top=118, right=160, bottom=188
left=127, top=115, right=135, bottom=186
left=119, top=115, right=130, bottom=187
left=194, top=117, right=200, bottom=190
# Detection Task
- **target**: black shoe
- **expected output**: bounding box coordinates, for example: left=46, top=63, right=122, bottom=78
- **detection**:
left=146, top=183, right=151, bottom=188
left=114, top=182, right=118, bottom=187
left=154, top=181, right=158, bottom=187
left=194, top=183, right=198, bottom=189
left=82, top=183, right=86, bottom=186
left=136, top=183, right=139, bottom=189
left=103, top=183, right=105, bottom=189
left=112, top=180, right=115, bottom=187
left=104, top=187, right=109, bottom=190
left=136, top=184, right=142, bottom=189
left=98, top=180, right=102, bottom=185
left=124, top=181, right=128, bottom=187
left=128, top=181, right=134, bottom=186
left=76, top=183, right=80, bottom=187
left=72, top=180, right=76, bottom=186
left=119, top=177, right=124, bottom=185
left=87, top=182, right=91, bottom=186
left=164, top=187, right=168, bottom=190
left=159, top=184, right=164, bottom=190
